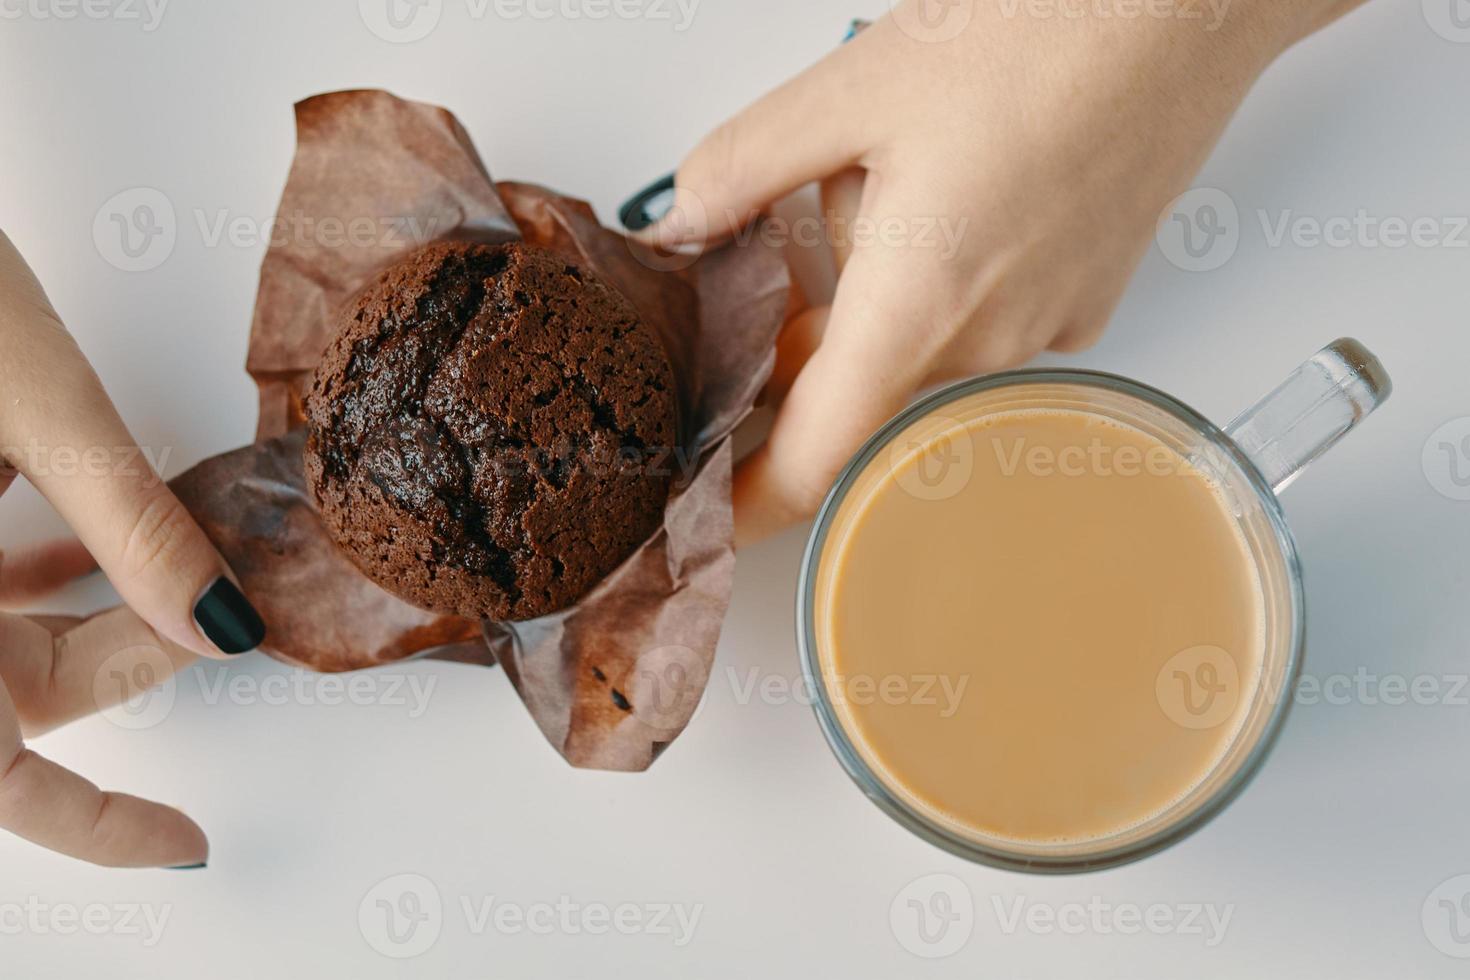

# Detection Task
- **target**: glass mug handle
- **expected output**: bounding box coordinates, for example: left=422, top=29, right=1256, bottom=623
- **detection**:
left=1225, top=337, right=1392, bottom=495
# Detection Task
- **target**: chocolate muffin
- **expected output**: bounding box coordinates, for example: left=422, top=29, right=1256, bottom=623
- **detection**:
left=304, top=241, right=678, bottom=622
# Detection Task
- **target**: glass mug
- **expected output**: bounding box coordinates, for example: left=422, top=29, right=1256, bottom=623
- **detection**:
left=796, top=339, right=1391, bottom=873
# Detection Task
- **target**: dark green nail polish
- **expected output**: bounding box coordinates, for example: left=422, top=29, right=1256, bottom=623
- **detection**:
left=619, top=173, right=676, bottom=231
left=193, top=577, right=266, bottom=655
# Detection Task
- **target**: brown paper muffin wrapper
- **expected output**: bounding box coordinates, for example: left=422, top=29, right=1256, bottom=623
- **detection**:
left=169, top=89, right=788, bottom=771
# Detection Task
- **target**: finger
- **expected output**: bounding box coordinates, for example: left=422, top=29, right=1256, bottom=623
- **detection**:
left=768, top=305, right=830, bottom=406
left=734, top=245, right=943, bottom=546
left=0, top=232, right=264, bottom=659
left=0, top=607, right=195, bottom=737
left=647, top=51, right=870, bottom=251
left=0, top=538, right=97, bottom=607
left=821, top=167, right=866, bottom=276
left=27, top=614, right=83, bottom=637
left=0, top=683, right=206, bottom=868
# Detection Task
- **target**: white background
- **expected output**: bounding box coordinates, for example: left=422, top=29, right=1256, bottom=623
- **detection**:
left=2, top=0, right=1469, bottom=976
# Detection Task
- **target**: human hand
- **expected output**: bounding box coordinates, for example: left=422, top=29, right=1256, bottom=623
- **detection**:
left=0, top=230, right=266, bottom=867
left=637, top=0, right=1362, bottom=545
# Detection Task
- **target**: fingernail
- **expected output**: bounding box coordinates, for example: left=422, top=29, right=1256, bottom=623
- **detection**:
left=193, top=577, right=266, bottom=655
left=165, top=862, right=207, bottom=870
left=618, top=173, right=676, bottom=231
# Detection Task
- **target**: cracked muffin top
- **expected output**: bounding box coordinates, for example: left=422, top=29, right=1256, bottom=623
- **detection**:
left=303, top=240, right=678, bottom=622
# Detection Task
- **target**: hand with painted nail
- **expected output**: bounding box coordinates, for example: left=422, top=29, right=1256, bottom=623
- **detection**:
left=639, top=0, right=1365, bottom=544
left=0, top=229, right=265, bottom=868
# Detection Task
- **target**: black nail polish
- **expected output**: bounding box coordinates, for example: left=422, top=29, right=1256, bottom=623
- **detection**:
left=165, top=862, right=207, bottom=870
left=193, top=577, right=266, bottom=655
left=618, top=173, right=676, bottom=231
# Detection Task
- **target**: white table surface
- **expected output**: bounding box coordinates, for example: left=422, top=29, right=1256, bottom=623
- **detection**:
left=2, top=0, right=1468, bottom=976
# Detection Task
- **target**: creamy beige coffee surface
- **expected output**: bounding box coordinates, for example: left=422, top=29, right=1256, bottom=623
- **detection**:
left=814, top=396, right=1265, bottom=845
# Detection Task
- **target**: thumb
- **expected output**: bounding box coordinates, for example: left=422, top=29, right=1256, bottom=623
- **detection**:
left=643, top=49, right=868, bottom=253
left=734, top=244, right=941, bottom=546
left=0, top=233, right=264, bottom=658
